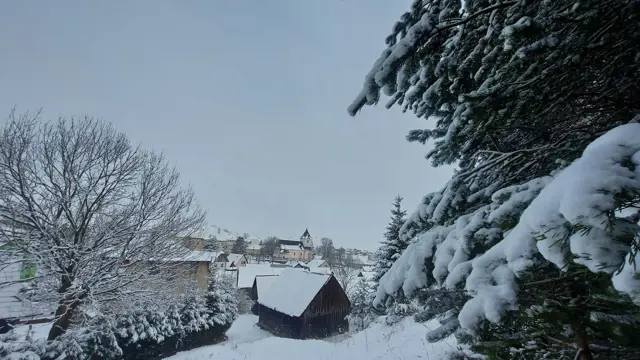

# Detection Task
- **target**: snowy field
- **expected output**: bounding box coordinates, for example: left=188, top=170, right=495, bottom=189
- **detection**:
left=167, top=315, right=457, bottom=360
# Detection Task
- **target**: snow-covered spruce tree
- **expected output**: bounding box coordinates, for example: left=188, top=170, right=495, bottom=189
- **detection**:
left=348, top=278, right=378, bottom=331
left=349, top=1, right=640, bottom=358
left=0, top=112, right=205, bottom=341
left=373, top=195, right=408, bottom=283
left=206, top=271, right=239, bottom=329
left=349, top=0, right=640, bottom=203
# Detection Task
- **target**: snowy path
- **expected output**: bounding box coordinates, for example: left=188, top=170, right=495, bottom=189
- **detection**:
left=167, top=315, right=457, bottom=360
left=222, top=314, right=271, bottom=345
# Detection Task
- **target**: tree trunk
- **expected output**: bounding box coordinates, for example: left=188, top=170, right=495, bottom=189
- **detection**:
left=567, top=279, right=593, bottom=360
left=47, top=270, right=82, bottom=341
left=47, top=296, right=81, bottom=340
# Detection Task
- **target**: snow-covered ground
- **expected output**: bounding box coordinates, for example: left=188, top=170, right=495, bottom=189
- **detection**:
left=168, top=315, right=457, bottom=360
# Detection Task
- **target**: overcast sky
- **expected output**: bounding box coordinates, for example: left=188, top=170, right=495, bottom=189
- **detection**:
left=0, top=0, right=452, bottom=251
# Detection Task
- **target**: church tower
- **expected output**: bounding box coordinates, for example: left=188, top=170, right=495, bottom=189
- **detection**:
left=300, top=228, right=314, bottom=249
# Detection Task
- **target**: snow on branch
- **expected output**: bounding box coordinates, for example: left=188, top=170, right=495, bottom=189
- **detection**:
left=0, top=111, right=205, bottom=340
left=376, top=122, right=640, bottom=330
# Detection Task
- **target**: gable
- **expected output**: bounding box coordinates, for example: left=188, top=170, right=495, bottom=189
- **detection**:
left=305, top=275, right=350, bottom=316
left=258, top=269, right=330, bottom=317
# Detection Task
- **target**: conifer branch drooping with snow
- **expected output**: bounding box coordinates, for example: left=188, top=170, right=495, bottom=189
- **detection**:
left=349, top=0, right=640, bottom=358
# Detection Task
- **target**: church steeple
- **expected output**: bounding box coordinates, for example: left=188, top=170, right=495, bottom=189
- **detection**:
left=300, top=228, right=313, bottom=249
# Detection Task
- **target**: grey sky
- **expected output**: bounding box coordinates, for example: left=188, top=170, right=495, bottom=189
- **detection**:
left=0, top=0, right=452, bottom=251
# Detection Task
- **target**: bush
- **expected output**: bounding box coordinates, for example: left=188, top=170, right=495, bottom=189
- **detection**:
left=1, top=277, right=239, bottom=360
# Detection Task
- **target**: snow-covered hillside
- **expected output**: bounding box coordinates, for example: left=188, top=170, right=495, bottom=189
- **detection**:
left=167, top=315, right=458, bottom=360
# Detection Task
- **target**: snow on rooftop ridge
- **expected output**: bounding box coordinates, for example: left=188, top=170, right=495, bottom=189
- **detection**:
left=237, top=264, right=286, bottom=289
left=258, top=268, right=331, bottom=317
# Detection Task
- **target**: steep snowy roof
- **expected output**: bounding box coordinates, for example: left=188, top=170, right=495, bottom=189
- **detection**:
left=254, top=275, right=279, bottom=298
left=237, top=264, right=285, bottom=289
left=258, top=269, right=331, bottom=317
left=227, top=253, right=246, bottom=264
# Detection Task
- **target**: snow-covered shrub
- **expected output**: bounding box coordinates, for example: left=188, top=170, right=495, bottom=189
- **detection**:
left=206, top=271, right=239, bottom=328
left=0, top=331, right=43, bottom=360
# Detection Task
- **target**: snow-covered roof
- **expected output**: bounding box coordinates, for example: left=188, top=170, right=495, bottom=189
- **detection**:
left=309, top=266, right=331, bottom=275
left=306, top=259, right=328, bottom=268
left=183, top=250, right=223, bottom=262
left=281, top=244, right=304, bottom=251
left=258, top=268, right=331, bottom=317
left=227, top=253, right=246, bottom=264
left=237, top=264, right=285, bottom=289
left=163, top=250, right=222, bottom=263
left=254, top=275, right=279, bottom=297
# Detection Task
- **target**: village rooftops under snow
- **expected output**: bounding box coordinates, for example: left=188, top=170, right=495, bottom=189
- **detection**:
left=258, top=268, right=331, bottom=317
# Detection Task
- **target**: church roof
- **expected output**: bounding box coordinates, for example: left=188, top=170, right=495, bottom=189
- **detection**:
left=301, top=228, right=312, bottom=239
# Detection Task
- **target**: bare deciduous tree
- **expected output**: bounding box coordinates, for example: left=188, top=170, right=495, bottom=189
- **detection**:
left=0, top=111, right=205, bottom=340
left=259, top=236, right=279, bottom=262
left=332, top=267, right=359, bottom=297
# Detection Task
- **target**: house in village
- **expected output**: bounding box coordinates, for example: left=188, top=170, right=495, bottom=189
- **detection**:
left=256, top=268, right=350, bottom=339
left=151, top=250, right=223, bottom=291
left=226, top=253, right=248, bottom=269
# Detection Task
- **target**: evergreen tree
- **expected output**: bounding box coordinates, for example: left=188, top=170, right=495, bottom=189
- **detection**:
left=206, top=272, right=239, bottom=328
left=350, top=1, right=640, bottom=359
left=348, top=278, right=377, bottom=331
left=374, top=195, right=408, bottom=283
left=231, top=236, right=247, bottom=254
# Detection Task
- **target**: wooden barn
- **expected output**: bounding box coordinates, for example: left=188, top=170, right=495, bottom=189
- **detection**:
left=256, top=268, right=350, bottom=339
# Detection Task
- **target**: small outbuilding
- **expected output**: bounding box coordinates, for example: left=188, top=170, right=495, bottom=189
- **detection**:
left=257, top=268, right=350, bottom=339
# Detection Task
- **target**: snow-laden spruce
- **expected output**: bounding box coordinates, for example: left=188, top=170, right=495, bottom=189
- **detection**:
left=375, top=123, right=640, bottom=330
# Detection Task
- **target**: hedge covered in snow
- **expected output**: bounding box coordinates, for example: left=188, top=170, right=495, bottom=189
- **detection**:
left=1, top=274, right=238, bottom=359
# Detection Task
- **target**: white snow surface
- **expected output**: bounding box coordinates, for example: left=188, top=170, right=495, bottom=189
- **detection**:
left=254, top=275, right=279, bottom=298
left=258, top=269, right=330, bottom=317
left=167, top=314, right=457, bottom=360
left=237, top=264, right=285, bottom=289
left=226, top=253, right=246, bottom=266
